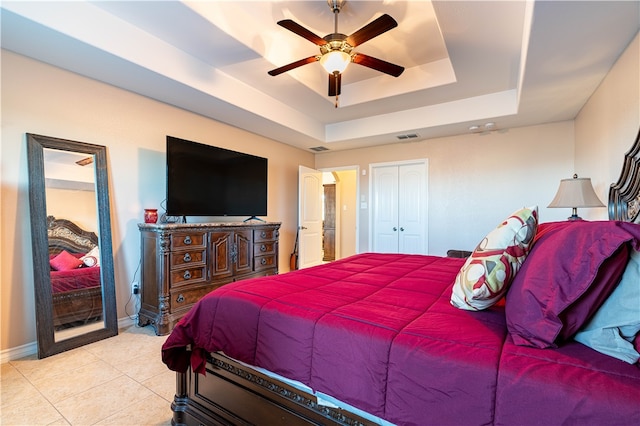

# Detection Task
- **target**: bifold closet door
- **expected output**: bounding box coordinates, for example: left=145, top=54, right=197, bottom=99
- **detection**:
left=371, top=162, right=427, bottom=254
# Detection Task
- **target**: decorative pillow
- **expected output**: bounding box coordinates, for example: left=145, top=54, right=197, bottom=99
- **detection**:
left=450, top=206, right=538, bottom=310
left=81, top=246, right=100, bottom=267
left=50, top=250, right=83, bottom=271
left=506, top=220, right=640, bottom=348
left=574, top=248, right=640, bottom=364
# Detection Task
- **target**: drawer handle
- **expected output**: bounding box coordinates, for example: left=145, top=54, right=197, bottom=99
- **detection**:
left=176, top=294, right=185, bottom=303
left=260, top=244, right=267, bottom=252
left=183, top=270, right=191, bottom=280
left=261, top=258, right=267, bottom=265
left=260, top=231, right=267, bottom=238
left=184, top=236, right=192, bottom=245
left=183, top=253, right=192, bottom=262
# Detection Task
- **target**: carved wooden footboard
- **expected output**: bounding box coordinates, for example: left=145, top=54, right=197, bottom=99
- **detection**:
left=171, top=352, right=376, bottom=426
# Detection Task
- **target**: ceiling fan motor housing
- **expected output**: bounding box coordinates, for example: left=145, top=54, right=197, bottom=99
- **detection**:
left=321, top=34, right=353, bottom=56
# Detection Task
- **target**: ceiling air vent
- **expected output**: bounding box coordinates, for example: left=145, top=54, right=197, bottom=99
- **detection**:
left=310, top=146, right=329, bottom=152
left=396, top=133, right=419, bottom=140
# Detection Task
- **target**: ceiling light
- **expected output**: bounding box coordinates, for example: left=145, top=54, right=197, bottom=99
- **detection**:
left=320, top=50, right=351, bottom=74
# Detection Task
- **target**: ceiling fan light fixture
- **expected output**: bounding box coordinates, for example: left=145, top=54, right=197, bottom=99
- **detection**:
left=320, top=50, right=351, bottom=74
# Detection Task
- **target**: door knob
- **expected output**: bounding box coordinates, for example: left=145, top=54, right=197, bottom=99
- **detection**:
left=400, top=227, right=405, bottom=232
left=393, top=227, right=397, bottom=231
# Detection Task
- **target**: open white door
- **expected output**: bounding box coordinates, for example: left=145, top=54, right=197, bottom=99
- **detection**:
left=298, top=165, right=323, bottom=269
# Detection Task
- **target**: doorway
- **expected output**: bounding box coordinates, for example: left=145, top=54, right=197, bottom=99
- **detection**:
left=298, top=166, right=358, bottom=269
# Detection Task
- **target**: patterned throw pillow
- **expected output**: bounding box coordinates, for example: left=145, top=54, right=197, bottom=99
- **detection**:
left=450, top=206, right=538, bottom=310
left=81, top=246, right=101, bottom=267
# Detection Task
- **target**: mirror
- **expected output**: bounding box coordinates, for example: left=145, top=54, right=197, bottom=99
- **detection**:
left=27, top=133, right=118, bottom=358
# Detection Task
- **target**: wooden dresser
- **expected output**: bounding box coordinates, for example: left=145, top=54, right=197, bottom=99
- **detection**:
left=137, top=221, right=280, bottom=335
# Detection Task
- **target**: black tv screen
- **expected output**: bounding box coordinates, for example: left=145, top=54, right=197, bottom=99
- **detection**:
left=166, top=136, right=268, bottom=218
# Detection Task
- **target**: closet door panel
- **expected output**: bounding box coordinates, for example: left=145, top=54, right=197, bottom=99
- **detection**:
left=398, top=163, right=427, bottom=254
left=372, top=165, right=399, bottom=253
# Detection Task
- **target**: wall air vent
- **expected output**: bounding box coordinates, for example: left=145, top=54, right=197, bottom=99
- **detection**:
left=396, top=133, right=419, bottom=140
left=310, top=146, right=329, bottom=152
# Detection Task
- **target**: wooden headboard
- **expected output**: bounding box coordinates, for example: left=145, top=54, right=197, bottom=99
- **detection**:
left=47, top=215, right=98, bottom=255
left=609, top=128, right=640, bottom=223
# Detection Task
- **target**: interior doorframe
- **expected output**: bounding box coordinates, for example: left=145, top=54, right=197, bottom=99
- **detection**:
left=319, top=165, right=360, bottom=257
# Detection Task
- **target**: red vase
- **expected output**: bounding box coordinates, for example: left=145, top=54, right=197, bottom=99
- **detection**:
left=144, top=209, right=158, bottom=224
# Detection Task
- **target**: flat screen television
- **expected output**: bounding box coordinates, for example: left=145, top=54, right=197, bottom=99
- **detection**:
left=166, top=136, right=268, bottom=219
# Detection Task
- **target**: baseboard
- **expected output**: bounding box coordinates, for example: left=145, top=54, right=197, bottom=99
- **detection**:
left=0, top=341, right=37, bottom=364
left=0, top=316, right=137, bottom=364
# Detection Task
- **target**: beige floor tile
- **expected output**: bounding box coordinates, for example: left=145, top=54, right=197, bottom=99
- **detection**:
left=1, top=362, right=23, bottom=380
left=0, top=392, right=65, bottom=425
left=54, top=375, right=154, bottom=425
left=83, top=329, right=165, bottom=367
left=1, top=325, right=176, bottom=426
left=46, top=418, right=71, bottom=425
left=9, top=348, right=100, bottom=382
left=118, top=355, right=167, bottom=383
left=94, top=394, right=173, bottom=426
left=141, top=369, right=176, bottom=403
left=1, top=371, right=43, bottom=409
left=30, top=360, right=123, bottom=404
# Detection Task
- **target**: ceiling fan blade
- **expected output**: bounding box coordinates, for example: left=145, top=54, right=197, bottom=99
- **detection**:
left=346, top=14, right=398, bottom=47
left=353, top=53, right=404, bottom=77
left=328, top=73, right=342, bottom=97
left=268, top=56, right=318, bottom=76
left=277, top=19, right=326, bottom=46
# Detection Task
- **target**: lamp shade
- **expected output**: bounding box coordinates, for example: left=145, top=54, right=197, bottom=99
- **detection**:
left=320, top=50, right=351, bottom=74
left=548, top=175, right=604, bottom=220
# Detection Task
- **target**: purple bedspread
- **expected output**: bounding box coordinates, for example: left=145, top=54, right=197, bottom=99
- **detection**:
left=51, top=266, right=101, bottom=294
left=162, top=253, right=640, bottom=425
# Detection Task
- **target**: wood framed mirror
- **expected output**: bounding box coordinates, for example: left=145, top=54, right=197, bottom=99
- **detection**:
left=27, top=133, right=118, bottom=358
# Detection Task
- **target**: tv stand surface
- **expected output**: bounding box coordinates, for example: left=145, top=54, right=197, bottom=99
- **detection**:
left=137, top=221, right=280, bottom=335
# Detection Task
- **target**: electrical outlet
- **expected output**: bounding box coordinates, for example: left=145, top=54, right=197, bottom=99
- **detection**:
left=132, top=281, right=140, bottom=295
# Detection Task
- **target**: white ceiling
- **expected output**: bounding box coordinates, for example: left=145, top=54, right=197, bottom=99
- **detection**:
left=2, top=1, right=638, bottom=152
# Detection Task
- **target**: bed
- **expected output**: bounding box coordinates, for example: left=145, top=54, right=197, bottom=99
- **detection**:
left=162, top=130, right=640, bottom=426
left=47, top=216, right=103, bottom=329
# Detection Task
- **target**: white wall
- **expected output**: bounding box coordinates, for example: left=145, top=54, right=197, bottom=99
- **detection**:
left=0, top=50, right=314, bottom=354
left=575, top=32, right=640, bottom=209
left=316, top=121, right=577, bottom=255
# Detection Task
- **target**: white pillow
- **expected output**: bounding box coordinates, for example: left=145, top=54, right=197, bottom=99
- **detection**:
left=81, top=246, right=101, bottom=267
left=450, top=206, right=538, bottom=310
left=573, top=248, right=640, bottom=364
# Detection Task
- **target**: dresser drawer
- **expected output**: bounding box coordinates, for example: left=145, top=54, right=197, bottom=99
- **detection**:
left=254, top=241, right=276, bottom=256
left=254, top=228, right=276, bottom=243
left=170, top=250, right=206, bottom=267
left=254, top=254, right=276, bottom=271
left=170, top=266, right=206, bottom=286
left=171, top=232, right=206, bottom=249
left=170, top=283, right=224, bottom=311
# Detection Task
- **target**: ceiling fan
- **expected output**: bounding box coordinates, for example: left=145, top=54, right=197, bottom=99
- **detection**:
left=267, top=0, right=405, bottom=107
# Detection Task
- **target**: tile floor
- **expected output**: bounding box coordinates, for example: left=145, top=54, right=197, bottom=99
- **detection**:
left=0, top=325, right=175, bottom=425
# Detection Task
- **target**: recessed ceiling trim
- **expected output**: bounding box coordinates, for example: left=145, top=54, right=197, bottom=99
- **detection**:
left=339, top=58, right=457, bottom=107
left=324, top=90, right=518, bottom=143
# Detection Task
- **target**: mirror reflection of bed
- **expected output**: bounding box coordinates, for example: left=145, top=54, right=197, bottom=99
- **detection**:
left=47, top=216, right=104, bottom=341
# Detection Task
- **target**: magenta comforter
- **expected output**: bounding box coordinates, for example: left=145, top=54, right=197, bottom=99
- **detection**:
left=162, top=253, right=640, bottom=425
